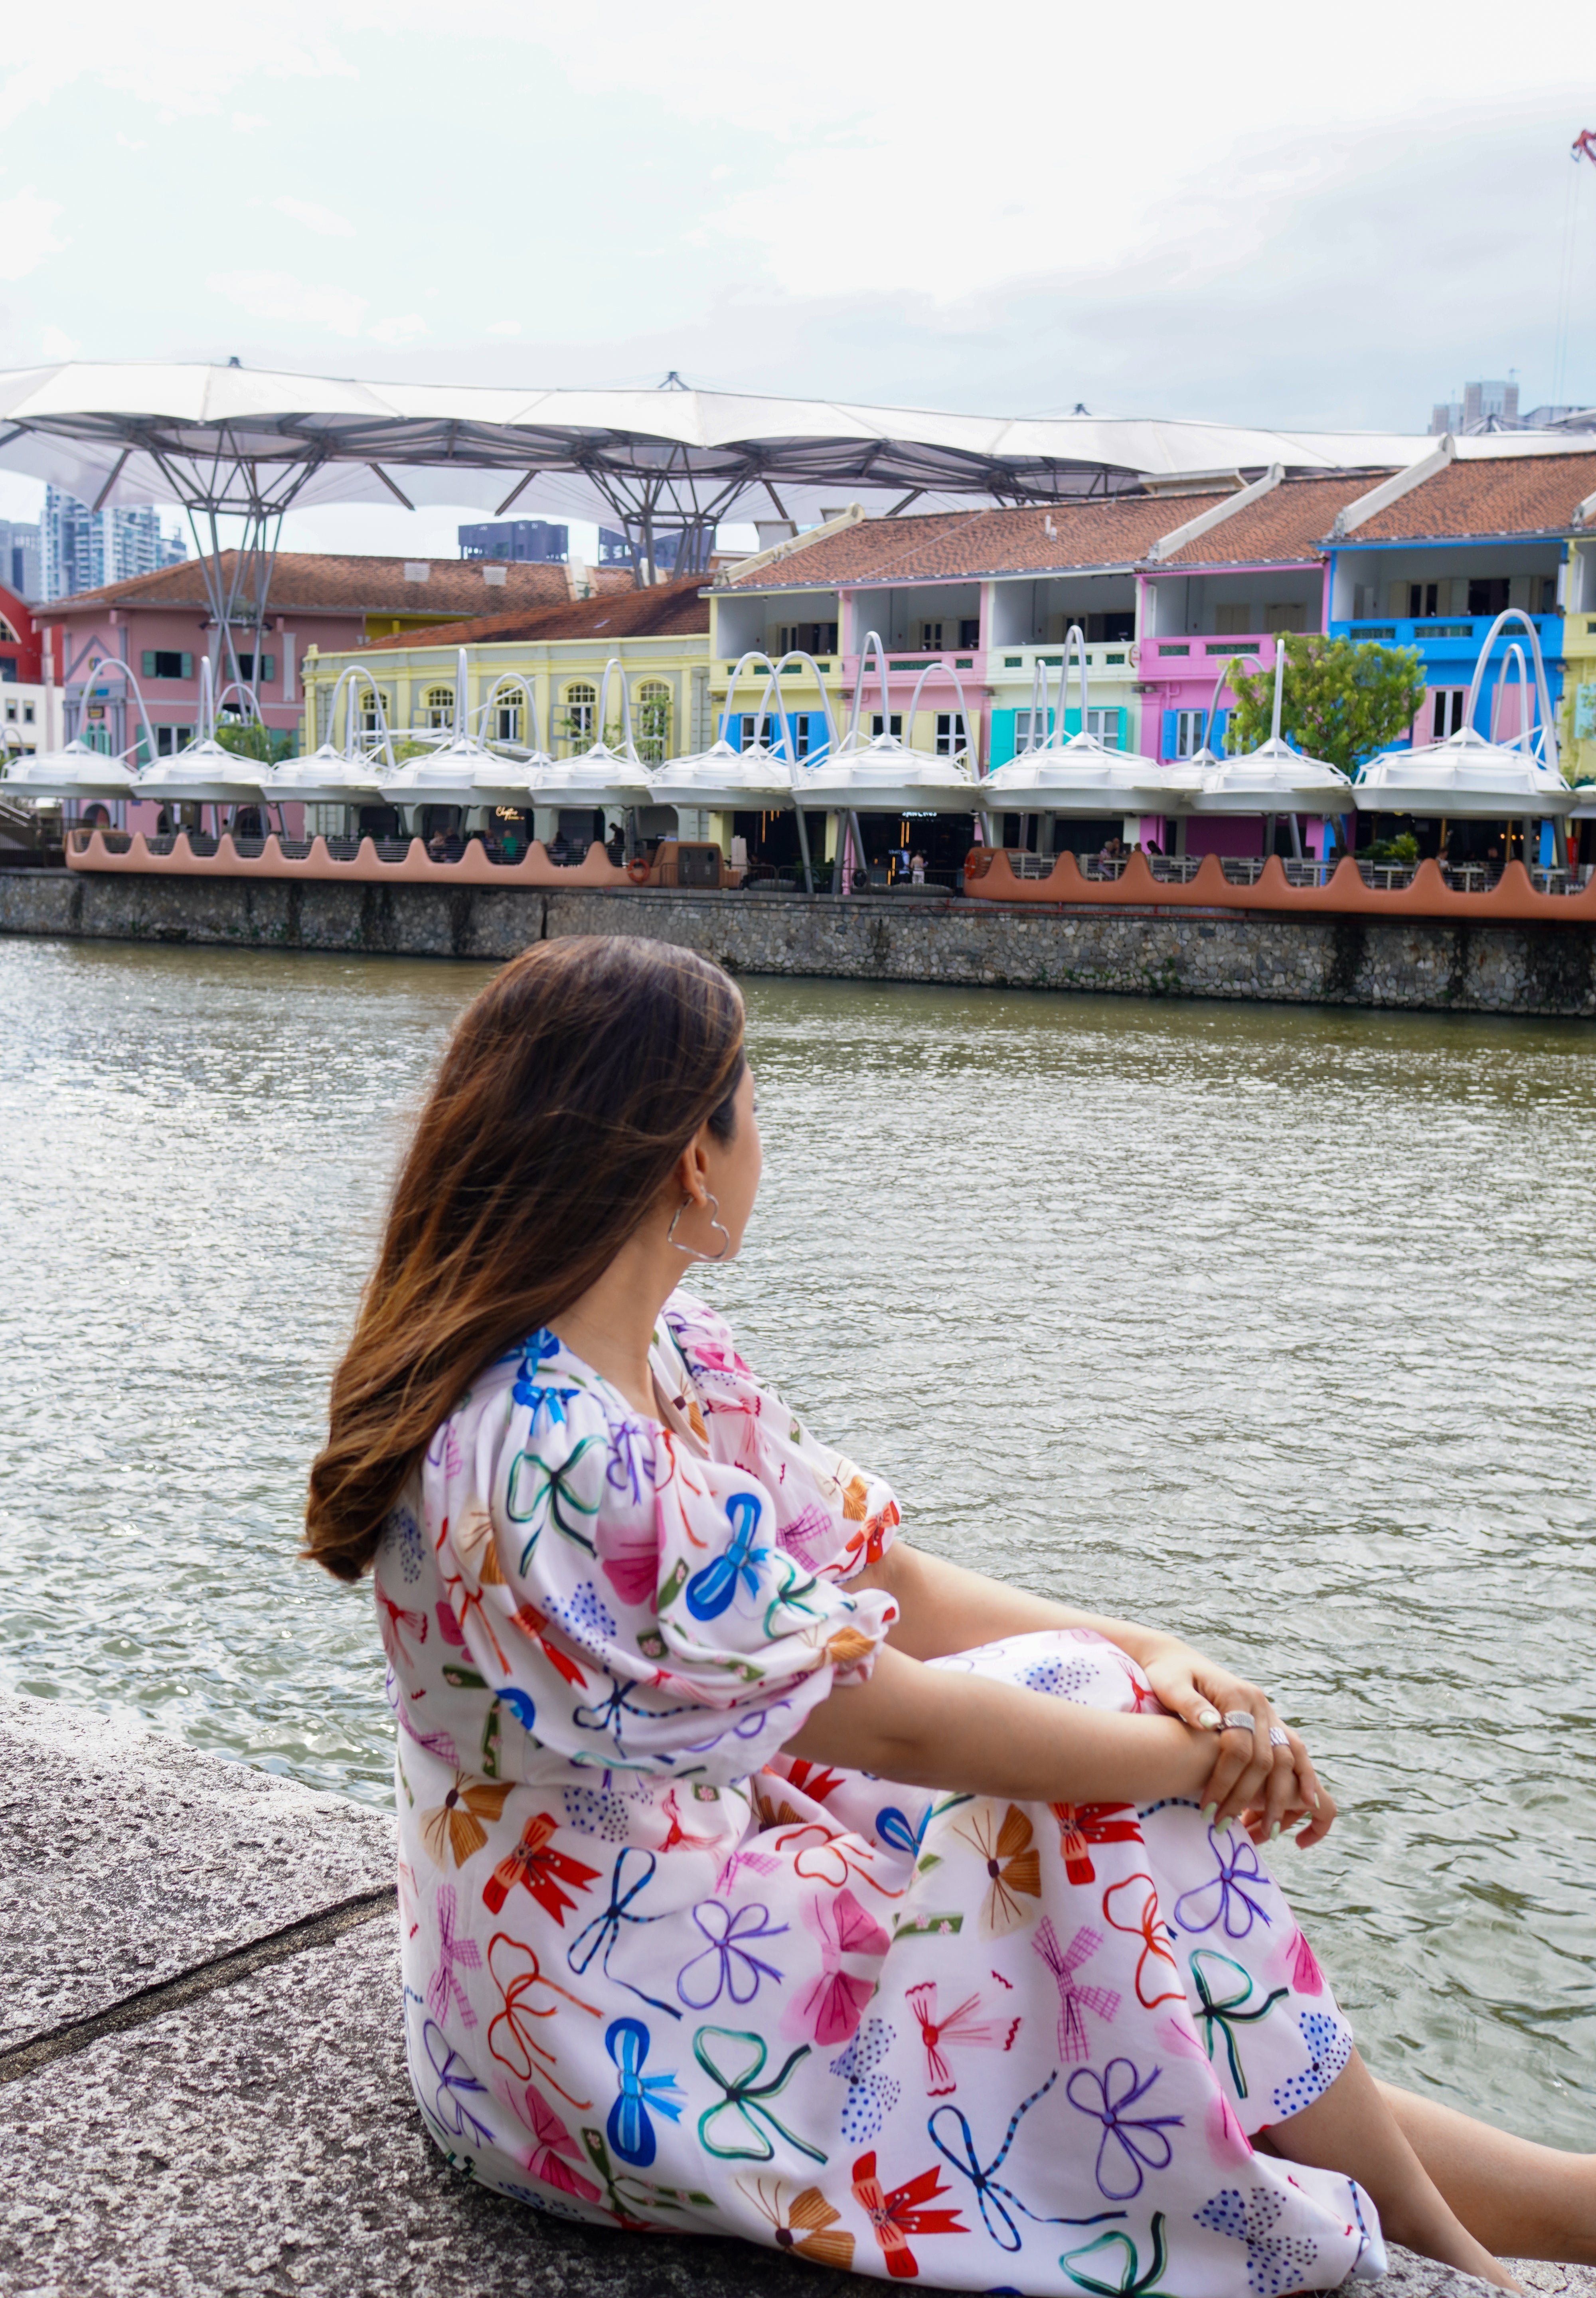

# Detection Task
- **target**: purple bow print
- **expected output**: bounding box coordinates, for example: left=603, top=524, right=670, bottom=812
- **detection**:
left=676, top=1899, right=788, bottom=2010
left=1033, top=1917, right=1121, bottom=2064
left=422, top=2016, right=494, bottom=2147
left=426, top=1883, right=483, bottom=2028
left=1173, top=1825, right=1274, bottom=1941
left=1066, top=2057, right=1184, bottom=2201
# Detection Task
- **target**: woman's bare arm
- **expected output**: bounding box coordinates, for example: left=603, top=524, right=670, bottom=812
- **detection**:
left=840, top=1540, right=1333, bottom=1843
left=782, top=1642, right=1228, bottom=1808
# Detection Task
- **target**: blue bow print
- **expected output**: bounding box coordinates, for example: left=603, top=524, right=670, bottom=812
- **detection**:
left=573, top=1672, right=694, bottom=1759
left=676, top=1900, right=788, bottom=2010
left=928, top=2072, right=1125, bottom=2253
left=876, top=1804, right=931, bottom=1858
left=604, top=2017, right=684, bottom=2168
left=1172, top=1826, right=1274, bottom=1940
left=686, top=1493, right=768, bottom=1620
left=1065, top=2058, right=1183, bottom=2202
left=568, top=1847, right=681, bottom=2019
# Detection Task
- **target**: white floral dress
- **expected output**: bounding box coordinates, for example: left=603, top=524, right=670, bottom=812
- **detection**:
left=375, top=1290, right=1386, bottom=2295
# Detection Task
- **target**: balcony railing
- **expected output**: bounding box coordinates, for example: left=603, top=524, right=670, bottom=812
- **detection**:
left=992, top=641, right=1133, bottom=674
left=1331, top=614, right=1561, bottom=652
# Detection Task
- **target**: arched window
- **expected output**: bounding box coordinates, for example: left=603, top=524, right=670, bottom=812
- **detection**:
left=563, top=681, right=597, bottom=752
left=0, top=615, right=18, bottom=644
left=634, top=680, right=671, bottom=764
left=423, top=685, right=454, bottom=729
left=494, top=699, right=522, bottom=742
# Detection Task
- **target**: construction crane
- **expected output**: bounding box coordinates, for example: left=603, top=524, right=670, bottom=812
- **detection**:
left=1574, top=128, right=1596, bottom=165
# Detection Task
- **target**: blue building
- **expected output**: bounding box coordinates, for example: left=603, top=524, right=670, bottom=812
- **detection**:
left=1325, top=446, right=1590, bottom=749
left=458, top=519, right=569, bottom=563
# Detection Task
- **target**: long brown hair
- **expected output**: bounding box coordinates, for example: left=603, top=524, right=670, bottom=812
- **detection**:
left=304, top=935, right=745, bottom=1581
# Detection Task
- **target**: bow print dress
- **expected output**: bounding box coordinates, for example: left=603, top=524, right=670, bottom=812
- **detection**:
left=377, top=1290, right=1387, bottom=2295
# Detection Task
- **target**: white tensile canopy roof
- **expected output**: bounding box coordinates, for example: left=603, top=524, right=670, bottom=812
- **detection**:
left=982, top=636, right=1194, bottom=815
left=518, top=661, right=652, bottom=810
left=135, top=737, right=273, bottom=804
left=799, top=641, right=982, bottom=813
left=0, top=359, right=1462, bottom=531
left=1356, top=610, right=1572, bottom=818
left=0, top=738, right=142, bottom=803
left=648, top=653, right=802, bottom=811
left=267, top=742, right=385, bottom=807
left=1190, top=648, right=1351, bottom=815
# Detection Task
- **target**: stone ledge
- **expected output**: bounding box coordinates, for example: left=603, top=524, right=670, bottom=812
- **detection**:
left=0, top=1694, right=1586, bottom=2298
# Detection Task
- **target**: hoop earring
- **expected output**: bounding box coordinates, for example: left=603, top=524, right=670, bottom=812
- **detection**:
left=667, top=1190, right=730, bottom=1263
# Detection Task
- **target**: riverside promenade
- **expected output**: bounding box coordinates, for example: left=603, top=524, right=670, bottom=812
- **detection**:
left=2, top=869, right=1596, bottom=1015
left=2, top=1690, right=1588, bottom=2298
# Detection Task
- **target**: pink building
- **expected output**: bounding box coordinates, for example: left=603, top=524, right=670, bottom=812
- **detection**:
left=46, top=549, right=629, bottom=762
left=1134, top=472, right=1386, bottom=859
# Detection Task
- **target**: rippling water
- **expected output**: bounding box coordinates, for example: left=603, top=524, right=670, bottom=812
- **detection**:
left=2, top=937, right=1592, bottom=2143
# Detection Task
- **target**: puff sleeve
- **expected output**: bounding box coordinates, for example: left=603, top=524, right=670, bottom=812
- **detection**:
left=661, top=1292, right=901, bottom=1583
left=419, top=1330, right=899, bottom=1789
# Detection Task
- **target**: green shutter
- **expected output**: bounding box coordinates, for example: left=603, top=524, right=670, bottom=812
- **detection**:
left=181, top=653, right=193, bottom=679
left=262, top=653, right=275, bottom=683
left=141, top=651, right=155, bottom=677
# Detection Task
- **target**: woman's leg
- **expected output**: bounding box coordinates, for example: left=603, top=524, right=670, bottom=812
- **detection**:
left=1375, top=2079, right=1596, bottom=2267
left=1264, top=2048, right=1519, bottom=2290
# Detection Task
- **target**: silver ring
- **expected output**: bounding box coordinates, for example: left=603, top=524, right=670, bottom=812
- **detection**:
left=1221, top=1710, right=1256, bottom=1732
left=1268, top=1727, right=1291, bottom=1749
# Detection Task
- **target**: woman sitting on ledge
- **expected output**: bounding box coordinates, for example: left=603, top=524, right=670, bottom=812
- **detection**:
left=306, top=937, right=1593, bottom=2296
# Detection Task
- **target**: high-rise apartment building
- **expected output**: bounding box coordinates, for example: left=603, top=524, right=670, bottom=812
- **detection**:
left=457, top=518, right=569, bottom=563
left=40, top=488, right=186, bottom=601
left=0, top=520, right=42, bottom=600
left=1430, top=379, right=1520, bottom=435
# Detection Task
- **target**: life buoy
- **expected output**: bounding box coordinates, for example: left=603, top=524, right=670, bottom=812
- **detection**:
left=626, top=857, right=652, bottom=884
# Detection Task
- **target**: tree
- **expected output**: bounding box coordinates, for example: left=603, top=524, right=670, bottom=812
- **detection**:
left=1226, top=635, right=1426, bottom=781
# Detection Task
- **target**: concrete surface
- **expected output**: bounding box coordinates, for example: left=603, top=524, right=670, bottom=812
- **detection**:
left=1, top=1690, right=1588, bottom=2298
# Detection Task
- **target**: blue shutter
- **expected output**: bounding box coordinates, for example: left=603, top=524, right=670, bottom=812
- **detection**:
left=1162, top=710, right=1177, bottom=760
left=990, top=709, right=1016, bottom=767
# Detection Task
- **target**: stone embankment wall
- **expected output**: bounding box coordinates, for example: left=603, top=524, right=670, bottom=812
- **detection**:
left=2, top=868, right=1594, bottom=1015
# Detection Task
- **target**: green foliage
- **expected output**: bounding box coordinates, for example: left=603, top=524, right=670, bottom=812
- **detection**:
left=214, top=720, right=294, bottom=766
left=1359, top=831, right=1420, bottom=863
left=1227, top=635, right=1426, bottom=782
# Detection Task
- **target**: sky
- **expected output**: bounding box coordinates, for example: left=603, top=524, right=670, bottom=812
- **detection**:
left=0, top=0, right=1592, bottom=557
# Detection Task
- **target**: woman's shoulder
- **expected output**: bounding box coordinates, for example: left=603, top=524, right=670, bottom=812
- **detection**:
left=661, top=1287, right=752, bottom=1381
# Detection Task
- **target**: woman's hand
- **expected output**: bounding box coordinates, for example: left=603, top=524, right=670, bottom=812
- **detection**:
left=1138, top=1639, right=1333, bottom=1847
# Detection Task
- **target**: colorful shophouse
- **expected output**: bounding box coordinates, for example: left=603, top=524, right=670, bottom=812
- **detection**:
left=1324, top=448, right=1594, bottom=747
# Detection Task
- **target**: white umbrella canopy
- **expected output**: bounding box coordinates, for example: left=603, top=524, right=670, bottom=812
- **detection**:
left=0, top=739, right=141, bottom=804
left=1355, top=608, right=1573, bottom=818
left=1355, top=727, right=1576, bottom=817
left=983, top=633, right=1189, bottom=816
left=648, top=652, right=799, bottom=811
left=134, top=736, right=273, bottom=805
left=799, top=639, right=982, bottom=814
left=521, top=659, right=653, bottom=810
left=267, top=741, right=385, bottom=807
left=1191, top=648, right=1351, bottom=815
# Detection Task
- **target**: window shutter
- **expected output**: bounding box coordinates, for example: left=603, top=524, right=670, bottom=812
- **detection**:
left=262, top=654, right=276, bottom=682
left=1162, top=711, right=1177, bottom=759
left=989, top=709, right=1015, bottom=767
left=181, top=652, right=193, bottom=679
left=141, top=650, right=155, bottom=677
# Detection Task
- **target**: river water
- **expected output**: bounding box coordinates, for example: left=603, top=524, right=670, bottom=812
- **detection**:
left=1, top=937, right=1592, bottom=2144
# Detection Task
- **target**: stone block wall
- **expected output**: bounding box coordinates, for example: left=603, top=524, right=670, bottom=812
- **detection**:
left=2, top=870, right=1594, bottom=1015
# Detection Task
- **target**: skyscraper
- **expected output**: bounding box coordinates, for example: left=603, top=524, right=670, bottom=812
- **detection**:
left=0, top=520, right=42, bottom=600
left=40, top=488, right=186, bottom=601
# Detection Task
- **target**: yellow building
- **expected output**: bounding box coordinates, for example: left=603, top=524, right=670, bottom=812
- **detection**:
left=300, top=580, right=715, bottom=842
left=1561, top=535, right=1596, bottom=785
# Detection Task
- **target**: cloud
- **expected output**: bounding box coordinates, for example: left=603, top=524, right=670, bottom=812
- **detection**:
left=40, top=324, right=77, bottom=359
left=115, top=131, right=147, bottom=150
left=485, top=319, right=521, bottom=337
left=0, top=188, right=67, bottom=281
left=272, top=194, right=356, bottom=237
left=205, top=269, right=369, bottom=337
left=0, top=7, right=356, bottom=128
left=231, top=111, right=270, bottom=132
left=366, top=313, right=427, bottom=345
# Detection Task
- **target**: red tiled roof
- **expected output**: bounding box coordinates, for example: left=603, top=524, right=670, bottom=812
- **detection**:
left=359, top=580, right=710, bottom=652
left=723, top=497, right=1236, bottom=588
left=54, top=551, right=634, bottom=618
left=1155, top=474, right=1396, bottom=567
left=1348, top=452, right=1596, bottom=543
